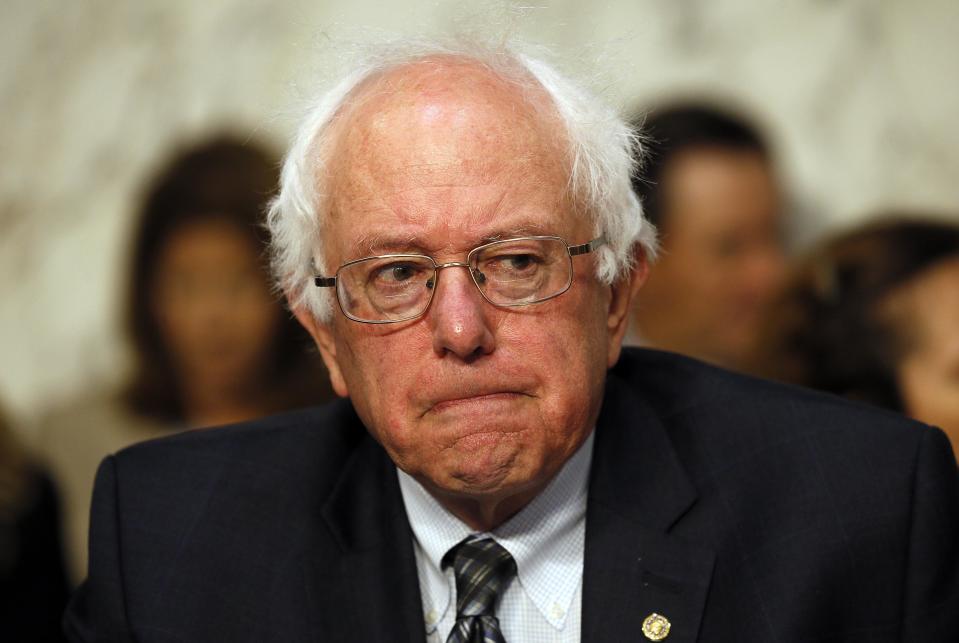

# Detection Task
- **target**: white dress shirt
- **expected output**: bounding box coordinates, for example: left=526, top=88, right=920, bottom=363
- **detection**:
left=397, top=430, right=594, bottom=643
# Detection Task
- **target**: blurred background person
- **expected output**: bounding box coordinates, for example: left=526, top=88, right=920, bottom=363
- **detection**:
left=1, top=402, right=69, bottom=642
left=755, top=216, right=959, bottom=459
left=37, top=135, right=334, bottom=584
left=628, top=102, right=788, bottom=373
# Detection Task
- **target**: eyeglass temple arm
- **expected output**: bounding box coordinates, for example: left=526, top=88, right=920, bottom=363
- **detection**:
left=568, top=235, right=606, bottom=256
left=315, top=276, right=336, bottom=288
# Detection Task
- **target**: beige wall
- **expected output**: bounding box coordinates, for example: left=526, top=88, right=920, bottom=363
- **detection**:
left=2, top=0, right=958, bottom=431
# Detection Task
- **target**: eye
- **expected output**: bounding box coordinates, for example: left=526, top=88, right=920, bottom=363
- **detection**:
left=387, top=264, right=416, bottom=281
left=484, top=251, right=544, bottom=276
left=506, top=254, right=535, bottom=270
left=366, top=261, right=431, bottom=289
left=369, top=261, right=428, bottom=286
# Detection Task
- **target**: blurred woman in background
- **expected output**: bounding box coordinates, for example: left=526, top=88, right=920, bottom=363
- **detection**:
left=38, top=135, right=334, bottom=583
left=124, top=136, right=332, bottom=427
left=757, top=216, right=959, bottom=459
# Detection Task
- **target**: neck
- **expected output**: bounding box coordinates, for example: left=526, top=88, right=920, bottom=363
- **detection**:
left=419, top=478, right=552, bottom=533
left=411, top=432, right=596, bottom=532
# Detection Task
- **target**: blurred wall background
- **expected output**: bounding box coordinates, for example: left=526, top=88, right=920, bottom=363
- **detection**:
left=2, top=0, right=958, bottom=434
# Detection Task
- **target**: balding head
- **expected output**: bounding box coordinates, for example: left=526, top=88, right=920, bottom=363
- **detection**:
left=323, top=57, right=570, bottom=257
left=267, top=41, right=654, bottom=322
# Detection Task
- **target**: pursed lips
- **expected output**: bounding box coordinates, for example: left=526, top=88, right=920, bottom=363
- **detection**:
left=430, top=391, right=526, bottom=412
left=420, top=388, right=533, bottom=417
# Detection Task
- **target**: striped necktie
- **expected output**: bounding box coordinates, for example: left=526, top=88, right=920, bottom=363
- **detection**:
left=443, top=537, right=517, bottom=643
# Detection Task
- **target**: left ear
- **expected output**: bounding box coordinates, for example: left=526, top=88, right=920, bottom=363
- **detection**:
left=606, top=250, right=649, bottom=367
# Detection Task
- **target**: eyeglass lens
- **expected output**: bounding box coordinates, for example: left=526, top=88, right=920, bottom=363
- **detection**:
left=335, top=237, right=573, bottom=322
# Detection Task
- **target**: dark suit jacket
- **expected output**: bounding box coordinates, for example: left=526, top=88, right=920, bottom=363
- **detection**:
left=64, top=349, right=959, bottom=642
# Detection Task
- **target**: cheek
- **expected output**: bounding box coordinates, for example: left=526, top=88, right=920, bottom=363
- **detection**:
left=333, top=327, right=427, bottom=452
left=234, top=298, right=280, bottom=349
left=661, top=251, right=720, bottom=307
left=503, top=292, right=608, bottom=417
left=152, top=297, right=199, bottom=352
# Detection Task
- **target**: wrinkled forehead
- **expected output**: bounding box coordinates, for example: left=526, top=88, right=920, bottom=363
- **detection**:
left=323, top=57, right=571, bottom=209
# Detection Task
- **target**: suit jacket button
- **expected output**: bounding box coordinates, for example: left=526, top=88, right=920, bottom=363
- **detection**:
left=642, top=613, right=671, bottom=640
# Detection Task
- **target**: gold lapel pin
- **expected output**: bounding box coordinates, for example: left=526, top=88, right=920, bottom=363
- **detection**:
left=642, top=613, right=671, bottom=641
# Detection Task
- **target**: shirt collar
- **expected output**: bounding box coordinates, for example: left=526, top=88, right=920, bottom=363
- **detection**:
left=398, top=430, right=594, bottom=631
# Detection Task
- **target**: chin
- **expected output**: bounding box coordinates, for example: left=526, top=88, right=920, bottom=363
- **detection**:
left=446, top=445, right=550, bottom=497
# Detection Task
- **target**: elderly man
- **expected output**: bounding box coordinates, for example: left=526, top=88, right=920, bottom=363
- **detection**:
left=66, top=41, right=958, bottom=643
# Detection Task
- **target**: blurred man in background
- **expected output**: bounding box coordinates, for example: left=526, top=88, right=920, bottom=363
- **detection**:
left=628, top=103, right=787, bottom=372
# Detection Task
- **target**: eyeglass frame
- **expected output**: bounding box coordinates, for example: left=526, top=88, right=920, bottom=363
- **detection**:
left=313, top=234, right=607, bottom=324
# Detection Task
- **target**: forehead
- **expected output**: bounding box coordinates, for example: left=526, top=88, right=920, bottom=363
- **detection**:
left=159, top=220, right=259, bottom=264
left=322, top=59, right=579, bottom=257
left=661, top=148, right=779, bottom=232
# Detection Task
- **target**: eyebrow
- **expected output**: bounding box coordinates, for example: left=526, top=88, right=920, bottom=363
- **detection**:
left=347, top=232, right=421, bottom=258
left=344, top=222, right=556, bottom=259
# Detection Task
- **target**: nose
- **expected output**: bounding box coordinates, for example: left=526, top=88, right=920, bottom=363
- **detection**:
left=427, top=264, right=496, bottom=360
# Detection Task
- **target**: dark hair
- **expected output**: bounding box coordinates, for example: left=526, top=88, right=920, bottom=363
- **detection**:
left=0, top=404, right=28, bottom=518
left=630, top=103, right=770, bottom=229
left=124, top=135, right=331, bottom=422
left=757, top=217, right=959, bottom=411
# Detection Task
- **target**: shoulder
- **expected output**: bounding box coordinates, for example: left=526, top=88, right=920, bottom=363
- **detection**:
left=610, top=347, right=953, bottom=491
left=34, top=391, right=173, bottom=454
left=608, top=351, right=959, bottom=635
left=87, top=399, right=371, bottom=587
left=85, top=399, right=373, bottom=558
left=110, top=398, right=367, bottom=497
left=72, top=398, right=377, bottom=640
left=33, top=391, right=176, bottom=500
left=614, top=346, right=934, bottom=443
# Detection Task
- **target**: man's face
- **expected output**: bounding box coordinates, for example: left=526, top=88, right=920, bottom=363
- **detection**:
left=635, top=147, right=786, bottom=370
left=297, top=62, right=638, bottom=510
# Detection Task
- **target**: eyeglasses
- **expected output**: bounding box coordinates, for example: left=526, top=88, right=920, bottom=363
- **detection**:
left=314, top=235, right=606, bottom=324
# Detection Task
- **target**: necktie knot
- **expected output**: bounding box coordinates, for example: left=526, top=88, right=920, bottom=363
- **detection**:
left=443, top=537, right=516, bottom=642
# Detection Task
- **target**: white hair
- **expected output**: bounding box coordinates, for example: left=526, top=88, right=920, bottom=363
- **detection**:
left=267, top=37, right=657, bottom=322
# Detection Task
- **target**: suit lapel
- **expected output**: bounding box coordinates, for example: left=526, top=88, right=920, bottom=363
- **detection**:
left=312, top=427, right=426, bottom=643
left=306, top=369, right=714, bottom=642
left=582, top=373, right=715, bottom=642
